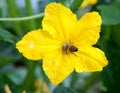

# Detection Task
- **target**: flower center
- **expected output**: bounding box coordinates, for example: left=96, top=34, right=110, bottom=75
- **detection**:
left=62, top=42, right=78, bottom=54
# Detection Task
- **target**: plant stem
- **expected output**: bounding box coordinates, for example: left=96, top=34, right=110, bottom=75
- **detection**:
left=80, top=73, right=99, bottom=93
left=25, top=0, right=36, bottom=30
left=21, top=61, right=37, bottom=91
left=70, top=71, right=79, bottom=88
left=0, top=13, right=44, bottom=21
left=7, top=0, right=22, bottom=36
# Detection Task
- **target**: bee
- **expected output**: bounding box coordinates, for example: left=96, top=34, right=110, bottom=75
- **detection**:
left=62, top=42, right=78, bottom=52
left=62, top=42, right=69, bottom=51
left=69, top=45, right=78, bottom=52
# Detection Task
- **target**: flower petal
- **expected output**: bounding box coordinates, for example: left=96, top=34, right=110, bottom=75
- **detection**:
left=74, top=12, right=102, bottom=46
left=74, top=46, right=108, bottom=72
left=16, top=29, right=60, bottom=60
left=42, top=2, right=77, bottom=40
left=43, top=51, right=75, bottom=85
left=80, top=0, right=98, bottom=8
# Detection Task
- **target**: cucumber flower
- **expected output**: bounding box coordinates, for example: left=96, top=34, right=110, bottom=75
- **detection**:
left=16, top=3, right=108, bottom=85
left=80, top=0, right=98, bottom=8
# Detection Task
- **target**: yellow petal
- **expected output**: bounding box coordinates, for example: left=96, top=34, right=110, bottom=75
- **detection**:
left=16, top=29, right=60, bottom=60
left=42, top=2, right=77, bottom=41
left=74, top=46, right=108, bottom=72
left=80, top=0, right=98, bottom=8
left=73, top=12, right=102, bottom=46
left=43, top=50, right=75, bottom=85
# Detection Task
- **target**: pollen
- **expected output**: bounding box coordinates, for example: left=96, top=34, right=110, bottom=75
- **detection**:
left=62, top=42, right=69, bottom=51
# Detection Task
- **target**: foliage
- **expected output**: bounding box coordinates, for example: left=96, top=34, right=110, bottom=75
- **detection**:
left=0, top=0, right=120, bottom=93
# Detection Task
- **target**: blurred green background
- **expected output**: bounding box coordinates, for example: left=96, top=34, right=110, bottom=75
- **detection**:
left=0, top=0, right=120, bottom=93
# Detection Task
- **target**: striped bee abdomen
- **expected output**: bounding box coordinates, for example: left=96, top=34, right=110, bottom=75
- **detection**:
left=69, top=45, right=78, bottom=52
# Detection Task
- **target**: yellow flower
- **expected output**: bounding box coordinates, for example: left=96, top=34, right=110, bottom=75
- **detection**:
left=16, top=3, right=108, bottom=85
left=80, top=0, right=98, bottom=8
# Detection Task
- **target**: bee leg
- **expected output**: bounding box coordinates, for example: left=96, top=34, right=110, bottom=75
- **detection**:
left=72, top=52, right=78, bottom=57
left=66, top=51, right=68, bottom=55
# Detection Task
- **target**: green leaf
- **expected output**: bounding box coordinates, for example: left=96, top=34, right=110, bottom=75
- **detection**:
left=0, top=40, right=20, bottom=67
left=101, top=43, right=120, bottom=93
left=70, top=0, right=82, bottom=12
left=0, top=40, right=19, bottom=58
left=35, top=65, right=49, bottom=82
left=111, top=24, right=120, bottom=48
left=100, top=25, right=120, bottom=92
left=5, top=68, right=27, bottom=85
left=0, top=73, right=21, bottom=93
left=98, top=24, right=120, bottom=92
left=0, top=55, right=17, bottom=67
left=0, top=29, right=15, bottom=44
left=53, top=85, right=78, bottom=93
left=97, top=3, right=120, bottom=25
